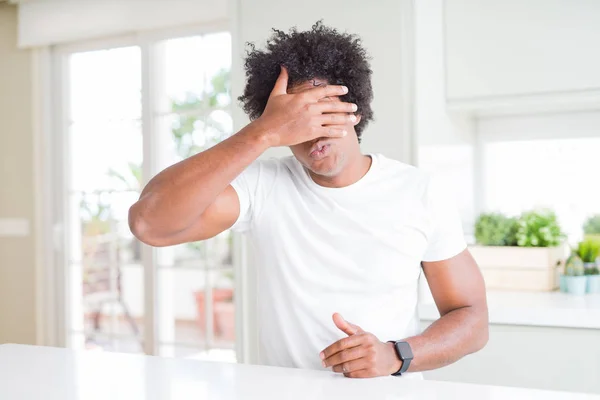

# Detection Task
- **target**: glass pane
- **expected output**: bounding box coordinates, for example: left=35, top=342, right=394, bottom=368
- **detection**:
left=157, top=266, right=235, bottom=352
left=69, top=120, right=143, bottom=192
left=69, top=189, right=143, bottom=352
left=163, top=33, right=232, bottom=107
left=203, top=32, right=232, bottom=108
left=151, top=32, right=235, bottom=359
left=484, top=138, right=600, bottom=243
left=159, top=111, right=233, bottom=162
left=71, top=263, right=143, bottom=345
left=76, top=191, right=141, bottom=265
left=70, top=46, right=141, bottom=121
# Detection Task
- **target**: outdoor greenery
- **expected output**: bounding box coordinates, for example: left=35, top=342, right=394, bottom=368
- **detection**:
left=583, top=214, right=600, bottom=235
left=475, top=209, right=563, bottom=247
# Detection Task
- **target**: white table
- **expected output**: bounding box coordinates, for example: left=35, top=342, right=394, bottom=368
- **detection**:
left=0, top=344, right=597, bottom=400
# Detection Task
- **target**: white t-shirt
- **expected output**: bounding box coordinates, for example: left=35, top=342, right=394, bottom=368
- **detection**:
left=230, top=154, right=466, bottom=376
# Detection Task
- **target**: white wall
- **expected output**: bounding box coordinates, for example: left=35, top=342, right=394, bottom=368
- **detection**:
left=0, top=4, right=38, bottom=345
left=445, top=0, right=600, bottom=100
left=415, top=0, right=476, bottom=234
left=422, top=322, right=600, bottom=394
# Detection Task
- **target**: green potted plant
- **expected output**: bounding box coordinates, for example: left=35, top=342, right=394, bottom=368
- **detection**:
left=574, top=239, right=600, bottom=294
left=584, top=265, right=600, bottom=294
left=563, top=254, right=587, bottom=295
left=583, top=214, right=600, bottom=242
left=470, top=209, right=565, bottom=291
left=475, top=213, right=518, bottom=246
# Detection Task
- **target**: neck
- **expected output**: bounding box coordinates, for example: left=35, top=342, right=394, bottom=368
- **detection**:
left=309, top=152, right=372, bottom=188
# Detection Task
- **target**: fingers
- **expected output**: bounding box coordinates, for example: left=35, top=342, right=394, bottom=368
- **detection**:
left=344, top=369, right=377, bottom=379
left=332, top=358, right=372, bottom=374
left=332, top=313, right=362, bottom=336
left=270, top=66, right=289, bottom=97
left=324, top=346, right=365, bottom=368
left=309, top=101, right=357, bottom=114
left=320, top=334, right=364, bottom=360
left=315, top=126, right=348, bottom=139
left=305, top=84, right=348, bottom=101
left=317, top=113, right=357, bottom=127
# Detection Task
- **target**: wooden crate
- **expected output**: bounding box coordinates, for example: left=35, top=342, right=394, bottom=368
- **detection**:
left=468, top=245, right=566, bottom=291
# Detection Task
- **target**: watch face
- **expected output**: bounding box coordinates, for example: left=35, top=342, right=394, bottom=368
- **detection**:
left=396, top=341, right=413, bottom=360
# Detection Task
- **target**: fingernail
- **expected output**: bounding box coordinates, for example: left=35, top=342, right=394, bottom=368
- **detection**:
left=341, top=130, right=347, bottom=136
left=352, top=104, right=358, bottom=111
left=320, top=352, right=325, bottom=360
left=349, top=115, right=357, bottom=122
left=322, top=361, right=327, bottom=368
left=342, top=86, right=348, bottom=93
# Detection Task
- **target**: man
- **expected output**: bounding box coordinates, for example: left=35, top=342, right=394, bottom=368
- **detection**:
left=129, top=22, right=488, bottom=379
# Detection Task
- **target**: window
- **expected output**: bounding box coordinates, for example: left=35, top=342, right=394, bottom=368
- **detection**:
left=55, top=29, right=236, bottom=361
left=483, top=137, right=600, bottom=243
left=418, top=112, right=600, bottom=245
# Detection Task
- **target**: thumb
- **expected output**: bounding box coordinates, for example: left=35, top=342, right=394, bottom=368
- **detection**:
left=332, top=313, right=362, bottom=336
left=270, top=65, right=289, bottom=97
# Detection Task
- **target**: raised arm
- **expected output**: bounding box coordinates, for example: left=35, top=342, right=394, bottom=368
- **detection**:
left=129, top=67, right=356, bottom=246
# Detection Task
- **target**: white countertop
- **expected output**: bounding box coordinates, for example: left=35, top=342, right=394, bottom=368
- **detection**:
left=1, top=344, right=598, bottom=400
left=419, top=291, right=600, bottom=329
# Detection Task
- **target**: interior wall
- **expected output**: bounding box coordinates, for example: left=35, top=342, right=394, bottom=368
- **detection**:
left=0, top=4, right=37, bottom=345
left=415, top=0, right=476, bottom=235
left=445, top=0, right=600, bottom=100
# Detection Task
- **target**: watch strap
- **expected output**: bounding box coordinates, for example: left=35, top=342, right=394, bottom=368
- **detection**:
left=389, top=341, right=413, bottom=376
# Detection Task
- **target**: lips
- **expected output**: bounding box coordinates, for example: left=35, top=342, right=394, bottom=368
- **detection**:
left=309, top=141, right=331, bottom=160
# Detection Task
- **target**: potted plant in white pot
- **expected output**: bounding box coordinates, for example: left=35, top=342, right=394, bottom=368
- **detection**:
left=574, top=238, right=600, bottom=294
left=562, top=254, right=587, bottom=295
left=585, top=265, right=600, bottom=294
left=470, top=209, right=565, bottom=291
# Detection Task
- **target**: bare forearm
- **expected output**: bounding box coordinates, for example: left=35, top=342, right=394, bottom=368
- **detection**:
left=403, top=305, right=488, bottom=372
left=130, top=121, right=269, bottom=237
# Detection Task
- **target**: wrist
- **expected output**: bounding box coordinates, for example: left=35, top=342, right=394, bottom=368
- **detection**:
left=239, top=119, right=277, bottom=150
left=245, top=117, right=281, bottom=148
left=385, top=341, right=403, bottom=375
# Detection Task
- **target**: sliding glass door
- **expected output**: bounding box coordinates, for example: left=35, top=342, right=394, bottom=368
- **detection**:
left=54, top=29, right=236, bottom=361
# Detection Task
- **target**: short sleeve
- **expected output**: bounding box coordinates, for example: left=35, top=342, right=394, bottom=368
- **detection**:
left=229, top=159, right=280, bottom=232
left=422, top=175, right=467, bottom=262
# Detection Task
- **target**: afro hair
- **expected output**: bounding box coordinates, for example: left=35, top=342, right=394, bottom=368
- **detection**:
left=238, top=21, right=374, bottom=143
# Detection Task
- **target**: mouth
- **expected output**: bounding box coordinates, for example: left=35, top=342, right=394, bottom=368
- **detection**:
left=309, top=141, right=331, bottom=160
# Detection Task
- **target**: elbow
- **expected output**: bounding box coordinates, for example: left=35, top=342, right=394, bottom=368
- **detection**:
left=472, top=309, right=489, bottom=353
left=129, top=201, right=163, bottom=247
left=474, top=324, right=489, bottom=353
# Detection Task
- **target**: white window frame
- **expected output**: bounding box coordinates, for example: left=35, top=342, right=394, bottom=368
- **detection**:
left=37, top=22, right=248, bottom=360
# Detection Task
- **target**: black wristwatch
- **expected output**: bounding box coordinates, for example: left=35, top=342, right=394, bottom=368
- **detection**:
left=388, top=341, right=413, bottom=376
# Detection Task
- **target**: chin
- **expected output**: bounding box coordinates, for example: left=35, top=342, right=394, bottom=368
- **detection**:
left=305, top=156, right=343, bottom=177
